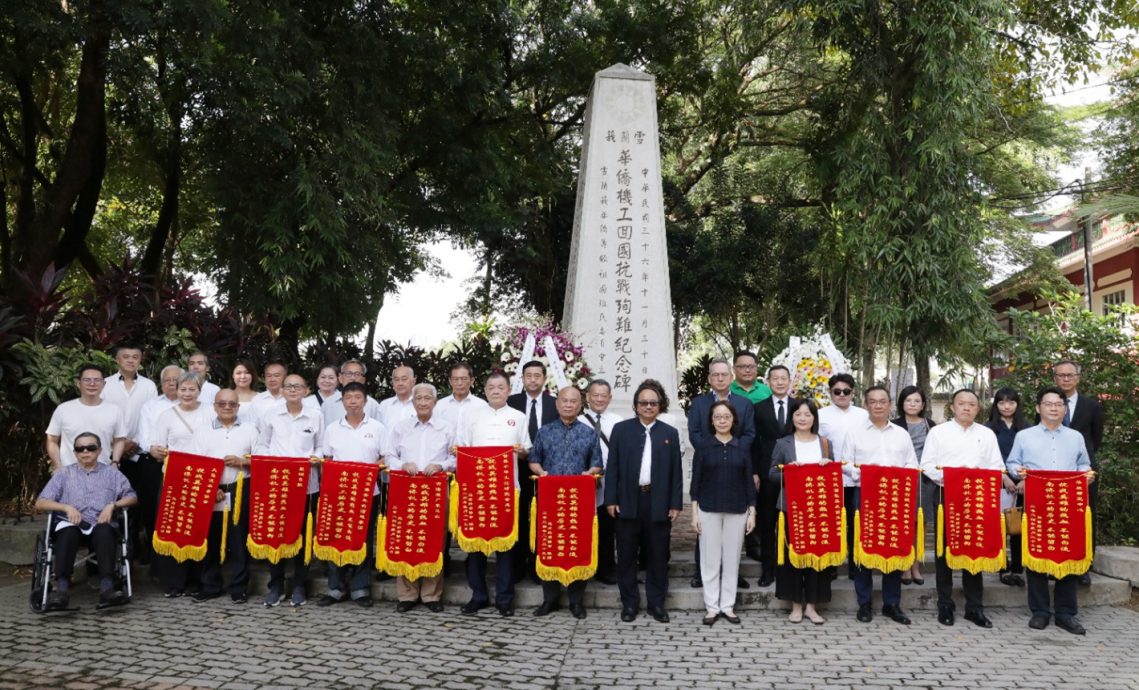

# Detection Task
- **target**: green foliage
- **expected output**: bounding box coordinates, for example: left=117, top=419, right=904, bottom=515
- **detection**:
left=13, top=340, right=116, bottom=405
left=997, top=291, right=1139, bottom=543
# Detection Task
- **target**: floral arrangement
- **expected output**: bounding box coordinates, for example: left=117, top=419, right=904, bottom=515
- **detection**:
left=771, top=326, right=851, bottom=407
left=499, top=318, right=593, bottom=393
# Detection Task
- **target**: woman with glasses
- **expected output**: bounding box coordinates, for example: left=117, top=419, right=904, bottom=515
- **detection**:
left=769, top=399, right=834, bottom=624
left=892, top=385, right=936, bottom=585
left=690, top=400, right=755, bottom=625
left=986, top=387, right=1029, bottom=587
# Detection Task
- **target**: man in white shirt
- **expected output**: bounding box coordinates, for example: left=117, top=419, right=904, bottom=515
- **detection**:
left=255, top=373, right=324, bottom=608
left=456, top=371, right=530, bottom=617
left=385, top=383, right=455, bottom=613
left=376, top=364, right=417, bottom=429
left=131, top=364, right=182, bottom=562
left=580, top=379, right=621, bottom=585
left=187, top=351, right=220, bottom=405
left=190, top=389, right=259, bottom=603
left=842, top=385, right=919, bottom=626
left=435, top=362, right=489, bottom=433
left=920, top=389, right=1007, bottom=628
left=318, top=382, right=386, bottom=608
left=101, top=343, right=157, bottom=462
left=46, top=364, right=127, bottom=471
left=248, top=361, right=288, bottom=426
left=818, top=372, right=869, bottom=577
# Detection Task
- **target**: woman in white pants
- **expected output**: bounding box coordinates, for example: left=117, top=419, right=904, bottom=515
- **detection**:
left=691, top=400, right=756, bottom=625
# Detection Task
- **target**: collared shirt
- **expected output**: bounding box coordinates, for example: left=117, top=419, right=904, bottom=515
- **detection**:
left=385, top=416, right=456, bottom=472
left=305, top=390, right=344, bottom=428
left=101, top=372, right=158, bottom=449
left=192, top=418, right=259, bottom=485
left=1065, top=391, right=1080, bottom=421
left=730, top=379, right=773, bottom=404
left=256, top=404, right=324, bottom=493
left=459, top=404, right=531, bottom=487
left=46, top=399, right=127, bottom=467
left=137, top=395, right=179, bottom=453
left=1006, top=423, right=1091, bottom=479
left=248, top=391, right=286, bottom=427
left=690, top=436, right=755, bottom=513
left=638, top=423, right=655, bottom=485
left=842, top=420, right=919, bottom=486
left=152, top=404, right=215, bottom=453
left=578, top=409, right=621, bottom=465
left=819, top=403, right=870, bottom=486
left=323, top=415, right=387, bottom=496
left=920, top=420, right=1005, bottom=484
left=38, top=462, right=136, bottom=526
left=377, top=395, right=415, bottom=430
left=197, top=380, right=220, bottom=405
left=434, top=393, right=489, bottom=435
left=530, top=419, right=603, bottom=477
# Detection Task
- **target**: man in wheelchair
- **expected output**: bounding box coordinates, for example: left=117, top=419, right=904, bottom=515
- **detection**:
left=34, top=432, right=138, bottom=610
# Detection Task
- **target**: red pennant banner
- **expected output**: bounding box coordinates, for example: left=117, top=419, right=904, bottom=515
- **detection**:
left=939, top=466, right=1006, bottom=574
left=781, top=461, right=846, bottom=570
left=152, top=451, right=224, bottom=562
left=313, top=461, right=380, bottom=567
left=376, top=471, right=448, bottom=580
left=246, top=456, right=311, bottom=564
left=533, top=474, right=597, bottom=586
left=451, top=446, right=518, bottom=555
left=1023, top=470, right=1092, bottom=578
left=855, top=465, right=920, bottom=572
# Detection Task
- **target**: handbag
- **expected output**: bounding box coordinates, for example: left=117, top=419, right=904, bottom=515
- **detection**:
left=1004, top=506, right=1022, bottom=535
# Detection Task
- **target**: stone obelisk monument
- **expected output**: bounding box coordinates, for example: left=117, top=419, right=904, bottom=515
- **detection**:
left=564, top=64, right=678, bottom=418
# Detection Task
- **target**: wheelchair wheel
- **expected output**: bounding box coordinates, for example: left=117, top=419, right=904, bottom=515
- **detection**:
left=29, top=533, right=48, bottom=613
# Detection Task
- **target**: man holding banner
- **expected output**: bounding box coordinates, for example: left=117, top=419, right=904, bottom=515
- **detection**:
left=528, top=386, right=602, bottom=619
left=1007, top=386, right=1093, bottom=635
left=920, top=389, right=1008, bottom=628
left=843, top=386, right=919, bottom=626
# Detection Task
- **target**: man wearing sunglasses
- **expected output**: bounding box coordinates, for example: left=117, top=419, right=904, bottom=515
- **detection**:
left=818, top=373, right=869, bottom=577
left=35, top=432, right=137, bottom=609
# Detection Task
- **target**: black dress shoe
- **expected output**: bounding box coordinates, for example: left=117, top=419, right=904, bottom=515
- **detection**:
left=597, top=573, right=617, bottom=585
left=1028, top=613, right=1050, bottom=630
left=497, top=606, right=514, bottom=617
left=191, top=590, right=223, bottom=603
left=737, top=576, right=750, bottom=590
left=569, top=603, right=587, bottom=620
left=1079, top=573, right=1091, bottom=586
left=690, top=575, right=702, bottom=588
left=963, top=611, right=993, bottom=628
left=317, top=594, right=346, bottom=607
left=722, top=612, right=741, bottom=624
left=758, top=573, right=774, bottom=588
left=99, top=590, right=129, bottom=607
left=621, top=608, right=637, bottom=622
left=856, top=603, right=873, bottom=623
left=703, top=614, right=717, bottom=626
left=396, top=600, right=417, bottom=613
left=355, top=596, right=373, bottom=608
left=882, top=605, right=911, bottom=625
left=533, top=601, right=559, bottom=617
left=648, top=606, right=670, bottom=623
left=425, top=601, right=444, bottom=613
left=1056, top=616, right=1086, bottom=635
left=461, top=600, right=489, bottom=615
left=938, top=606, right=955, bottom=626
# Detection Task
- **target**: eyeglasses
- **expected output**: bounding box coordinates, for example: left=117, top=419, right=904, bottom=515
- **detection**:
left=215, top=401, right=239, bottom=408
left=711, top=414, right=733, bottom=421
left=831, top=388, right=853, bottom=396
left=73, top=445, right=100, bottom=453
left=283, top=384, right=306, bottom=391
left=1054, top=372, right=1079, bottom=379
left=342, top=371, right=365, bottom=379
left=636, top=400, right=660, bottom=407
left=1040, top=401, right=1066, bottom=408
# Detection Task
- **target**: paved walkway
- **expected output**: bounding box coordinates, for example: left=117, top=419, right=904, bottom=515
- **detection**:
left=2, top=579, right=1139, bottom=689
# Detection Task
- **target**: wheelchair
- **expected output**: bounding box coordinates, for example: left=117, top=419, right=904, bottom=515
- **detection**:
left=29, top=509, right=133, bottom=613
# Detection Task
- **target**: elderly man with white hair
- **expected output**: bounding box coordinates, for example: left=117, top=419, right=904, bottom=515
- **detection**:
left=383, top=382, right=456, bottom=613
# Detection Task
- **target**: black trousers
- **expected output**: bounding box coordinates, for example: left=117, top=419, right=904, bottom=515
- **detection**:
left=542, top=579, right=586, bottom=606
left=198, top=483, right=251, bottom=598
left=616, top=491, right=671, bottom=611
left=268, top=492, right=318, bottom=595
left=120, top=454, right=164, bottom=550
left=54, top=523, right=117, bottom=588
left=935, top=551, right=984, bottom=613
left=1027, top=571, right=1079, bottom=619
left=756, top=482, right=781, bottom=573
left=467, top=549, right=515, bottom=608
left=596, top=504, right=616, bottom=578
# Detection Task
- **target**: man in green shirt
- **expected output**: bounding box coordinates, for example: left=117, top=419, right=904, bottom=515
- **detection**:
left=729, top=351, right=773, bottom=404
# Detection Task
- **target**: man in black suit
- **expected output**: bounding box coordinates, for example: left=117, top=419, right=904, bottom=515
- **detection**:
left=1053, top=359, right=1105, bottom=586
left=605, top=379, right=682, bottom=623
left=507, top=360, right=559, bottom=582
left=752, top=365, right=796, bottom=587
left=686, top=357, right=756, bottom=588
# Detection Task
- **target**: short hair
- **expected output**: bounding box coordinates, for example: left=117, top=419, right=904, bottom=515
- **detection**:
left=160, top=364, right=184, bottom=380
left=951, top=388, right=979, bottom=404
left=733, top=350, right=758, bottom=365
left=708, top=357, right=730, bottom=372
left=587, top=378, right=612, bottom=393
left=392, top=364, right=415, bottom=378
left=786, top=398, right=820, bottom=434
left=188, top=350, right=209, bottom=362
left=340, top=359, right=367, bottom=375
left=485, top=370, right=510, bottom=386
left=112, top=343, right=142, bottom=357
left=895, top=385, right=927, bottom=419
left=263, top=361, right=287, bottom=375
left=1054, top=359, right=1081, bottom=374
left=232, top=358, right=259, bottom=387
left=863, top=385, right=890, bottom=400
left=411, top=382, right=437, bottom=399
left=632, top=379, right=670, bottom=414
left=317, top=364, right=338, bottom=377
left=73, top=431, right=101, bottom=448
left=522, top=360, right=547, bottom=375
left=178, top=371, right=203, bottom=389
left=828, top=373, right=855, bottom=390
left=449, top=361, right=474, bottom=378
left=341, top=382, right=368, bottom=397
left=767, top=364, right=790, bottom=378
left=76, top=363, right=106, bottom=379
left=708, top=400, right=737, bottom=435
left=1036, top=386, right=1066, bottom=404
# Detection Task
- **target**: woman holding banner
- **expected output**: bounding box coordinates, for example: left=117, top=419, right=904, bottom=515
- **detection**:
left=690, top=400, right=755, bottom=626
left=769, top=399, right=833, bottom=624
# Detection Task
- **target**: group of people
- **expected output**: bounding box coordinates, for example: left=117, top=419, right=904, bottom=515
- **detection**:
left=38, top=345, right=1101, bottom=633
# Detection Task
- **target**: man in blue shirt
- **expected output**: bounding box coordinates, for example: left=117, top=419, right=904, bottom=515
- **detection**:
left=1006, top=386, right=1093, bottom=635
left=528, top=386, right=603, bottom=619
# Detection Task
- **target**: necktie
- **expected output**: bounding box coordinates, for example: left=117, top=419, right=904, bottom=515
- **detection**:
left=1063, top=399, right=1071, bottom=426
left=529, top=399, right=539, bottom=442
left=777, top=399, right=785, bottom=428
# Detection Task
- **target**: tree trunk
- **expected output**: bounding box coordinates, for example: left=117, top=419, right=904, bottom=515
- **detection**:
left=915, top=351, right=931, bottom=398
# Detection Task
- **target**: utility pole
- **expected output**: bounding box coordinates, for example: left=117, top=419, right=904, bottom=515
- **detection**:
left=1081, top=169, right=1095, bottom=312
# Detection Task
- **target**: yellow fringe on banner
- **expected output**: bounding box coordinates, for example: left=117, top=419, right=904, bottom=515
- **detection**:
left=232, top=473, right=244, bottom=527
left=916, top=507, right=925, bottom=565
left=535, top=514, right=598, bottom=586
left=777, top=511, right=786, bottom=566
left=945, top=512, right=1007, bottom=574
left=303, top=509, right=314, bottom=565
left=788, top=507, right=849, bottom=570
left=220, top=507, right=229, bottom=565
left=151, top=533, right=207, bottom=563
left=529, top=497, right=537, bottom=552
left=936, top=503, right=944, bottom=557
left=1020, top=506, right=1093, bottom=578
left=312, top=541, right=367, bottom=567
left=451, top=490, right=519, bottom=555
left=373, top=514, right=443, bottom=580
left=246, top=535, right=301, bottom=564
